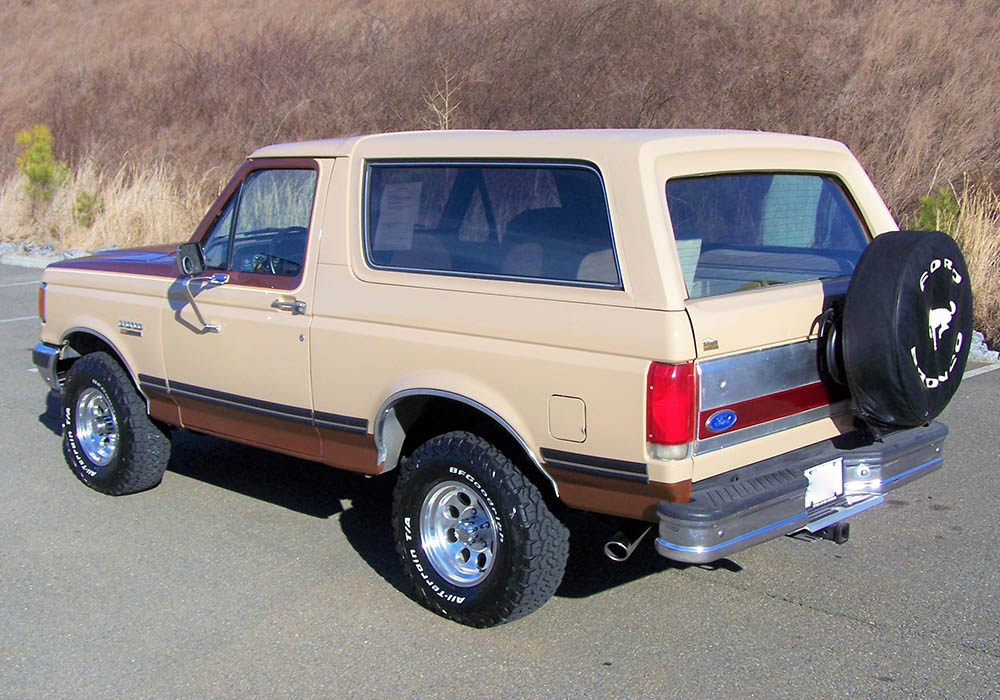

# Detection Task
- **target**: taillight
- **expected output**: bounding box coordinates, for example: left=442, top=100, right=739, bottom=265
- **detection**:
left=38, top=282, right=46, bottom=323
left=647, top=361, right=697, bottom=458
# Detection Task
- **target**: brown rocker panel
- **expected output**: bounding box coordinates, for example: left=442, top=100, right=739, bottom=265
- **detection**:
left=154, top=382, right=673, bottom=501
left=547, top=466, right=692, bottom=522
left=146, top=390, right=181, bottom=427
left=164, top=393, right=380, bottom=474
left=317, top=426, right=381, bottom=475
left=173, top=394, right=324, bottom=459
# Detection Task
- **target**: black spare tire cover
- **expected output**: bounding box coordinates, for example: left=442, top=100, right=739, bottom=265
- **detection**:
left=841, top=230, right=972, bottom=429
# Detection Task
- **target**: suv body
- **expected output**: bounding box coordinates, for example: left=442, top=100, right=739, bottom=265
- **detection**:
left=33, top=130, right=969, bottom=625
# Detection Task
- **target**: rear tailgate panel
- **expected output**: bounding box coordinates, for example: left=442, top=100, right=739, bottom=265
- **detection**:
left=685, top=278, right=852, bottom=481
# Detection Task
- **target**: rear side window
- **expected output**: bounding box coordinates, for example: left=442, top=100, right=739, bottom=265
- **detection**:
left=364, top=162, right=620, bottom=287
left=665, top=173, right=869, bottom=298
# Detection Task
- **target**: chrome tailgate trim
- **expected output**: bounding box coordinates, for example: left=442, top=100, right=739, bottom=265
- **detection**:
left=695, top=338, right=847, bottom=454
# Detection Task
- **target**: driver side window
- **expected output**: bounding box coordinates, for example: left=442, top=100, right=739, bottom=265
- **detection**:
left=202, top=197, right=235, bottom=270
left=201, top=167, right=318, bottom=280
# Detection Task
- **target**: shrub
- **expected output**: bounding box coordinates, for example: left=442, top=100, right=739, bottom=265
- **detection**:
left=948, top=184, right=1000, bottom=345
left=913, top=185, right=959, bottom=233
left=74, top=189, right=104, bottom=228
left=15, top=124, right=68, bottom=216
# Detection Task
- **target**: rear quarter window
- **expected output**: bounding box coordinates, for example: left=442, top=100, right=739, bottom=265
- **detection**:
left=364, top=162, right=621, bottom=287
left=666, top=173, right=869, bottom=298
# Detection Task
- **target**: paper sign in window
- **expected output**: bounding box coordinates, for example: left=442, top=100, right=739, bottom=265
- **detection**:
left=373, top=182, right=423, bottom=251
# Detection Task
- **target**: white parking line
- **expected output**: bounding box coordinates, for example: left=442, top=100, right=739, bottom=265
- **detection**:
left=965, top=363, right=1000, bottom=379
left=0, top=281, right=40, bottom=288
left=0, top=316, right=37, bottom=324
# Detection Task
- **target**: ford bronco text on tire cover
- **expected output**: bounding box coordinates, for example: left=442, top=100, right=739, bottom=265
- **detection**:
left=33, top=130, right=972, bottom=626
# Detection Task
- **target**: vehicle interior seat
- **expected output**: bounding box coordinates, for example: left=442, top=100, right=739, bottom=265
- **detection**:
left=388, top=233, right=453, bottom=272
left=502, top=207, right=600, bottom=281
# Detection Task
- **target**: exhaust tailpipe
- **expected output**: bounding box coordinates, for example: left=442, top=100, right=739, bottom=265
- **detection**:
left=604, top=523, right=652, bottom=562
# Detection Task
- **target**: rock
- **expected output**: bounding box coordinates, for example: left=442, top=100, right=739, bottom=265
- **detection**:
left=970, top=330, right=1000, bottom=362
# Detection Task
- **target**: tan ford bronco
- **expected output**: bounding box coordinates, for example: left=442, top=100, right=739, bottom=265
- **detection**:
left=33, top=130, right=972, bottom=626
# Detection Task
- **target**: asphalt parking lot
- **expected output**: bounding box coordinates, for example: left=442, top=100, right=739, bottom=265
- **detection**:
left=2, top=261, right=998, bottom=699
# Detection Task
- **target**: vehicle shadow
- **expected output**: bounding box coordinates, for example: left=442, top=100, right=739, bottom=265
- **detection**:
left=168, top=431, right=350, bottom=518
left=38, top=390, right=63, bottom=436
left=555, top=513, right=742, bottom=599
left=165, top=430, right=416, bottom=600
left=42, top=412, right=740, bottom=602
left=164, top=430, right=736, bottom=602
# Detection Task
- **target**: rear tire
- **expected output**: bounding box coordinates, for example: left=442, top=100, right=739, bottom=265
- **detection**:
left=62, top=352, right=171, bottom=495
left=392, top=431, right=569, bottom=627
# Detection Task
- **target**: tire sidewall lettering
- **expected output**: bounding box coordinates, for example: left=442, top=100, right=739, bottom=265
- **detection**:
left=398, top=462, right=510, bottom=609
left=447, top=465, right=504, bottom=544
left=408, top=547, right=466, bottom=605
left=64, top=401, right=98, bottom=477
left=64, top=371, right=119, bottom=481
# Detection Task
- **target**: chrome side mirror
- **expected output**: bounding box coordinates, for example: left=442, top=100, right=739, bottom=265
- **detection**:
left=177, top=242, right=206, bottom=277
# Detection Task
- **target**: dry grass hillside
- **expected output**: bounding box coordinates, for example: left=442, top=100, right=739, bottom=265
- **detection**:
left=1, top=0, right=997, bottom=334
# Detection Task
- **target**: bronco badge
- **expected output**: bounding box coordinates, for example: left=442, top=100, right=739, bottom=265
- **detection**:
left=118, top=320, right=143, bottom=337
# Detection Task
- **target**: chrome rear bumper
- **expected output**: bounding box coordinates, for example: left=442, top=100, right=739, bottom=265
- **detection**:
left=655, top=421, right=947, bottom=563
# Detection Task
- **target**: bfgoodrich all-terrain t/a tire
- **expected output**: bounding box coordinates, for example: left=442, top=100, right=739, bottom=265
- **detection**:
left=392, top=431, right=569, bottom=627
left=62, top=352, right=171, bottom=495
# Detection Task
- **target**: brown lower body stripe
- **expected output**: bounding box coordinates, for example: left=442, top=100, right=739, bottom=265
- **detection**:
left=137, top=377, right=691, bottom=514
left=137, top=375, right=379, bottom=474
left=541, top=447, right=691, bottom=521
left=547, top=466, right=692, bottom=522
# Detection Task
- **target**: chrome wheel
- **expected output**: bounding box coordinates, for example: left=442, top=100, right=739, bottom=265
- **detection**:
left=420, top=480, right=498, bottom=587
left=74, top=386, right=119, bottom=467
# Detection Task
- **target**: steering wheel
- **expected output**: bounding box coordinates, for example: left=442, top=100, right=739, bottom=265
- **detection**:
left=268, top=226, right=308, bottom=276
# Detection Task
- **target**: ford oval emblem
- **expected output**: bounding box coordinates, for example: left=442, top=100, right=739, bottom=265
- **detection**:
left=706, top=409, right=738, bottom=433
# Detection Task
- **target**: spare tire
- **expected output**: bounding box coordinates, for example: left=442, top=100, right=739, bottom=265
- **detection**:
left=841, top=230, right=972, bottom=429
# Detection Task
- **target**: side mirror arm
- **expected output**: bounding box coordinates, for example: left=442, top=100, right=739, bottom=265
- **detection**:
left=176, top=242, right=227, bottom=333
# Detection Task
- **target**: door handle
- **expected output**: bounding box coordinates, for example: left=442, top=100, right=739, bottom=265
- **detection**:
left=271, top=299, right=306, bottom=315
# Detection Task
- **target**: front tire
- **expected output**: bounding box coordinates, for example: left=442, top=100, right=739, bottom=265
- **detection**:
left=62, top=352, right=171, bottom=495
left=392, top=431, right=569, bottom=627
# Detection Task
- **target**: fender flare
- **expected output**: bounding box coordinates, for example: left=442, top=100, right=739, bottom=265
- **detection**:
left=374, top=388, right=559, bottom=497
left=59, top=327, right=151, bottom=411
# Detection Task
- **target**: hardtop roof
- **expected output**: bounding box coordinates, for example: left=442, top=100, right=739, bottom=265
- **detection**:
left=248, top=129, right=847, bottom=160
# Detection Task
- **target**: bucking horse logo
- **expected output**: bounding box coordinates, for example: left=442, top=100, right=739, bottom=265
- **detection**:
left=928, top=301, right=956, bottom=352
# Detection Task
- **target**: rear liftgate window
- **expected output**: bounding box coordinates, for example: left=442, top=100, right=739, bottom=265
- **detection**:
left=665, top=173, right=870, bottom=298
left=364, top=162, right=621, bottom=287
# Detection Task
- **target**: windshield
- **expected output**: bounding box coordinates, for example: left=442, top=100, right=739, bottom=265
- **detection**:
left=665, top=173, right=870, bottom=298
